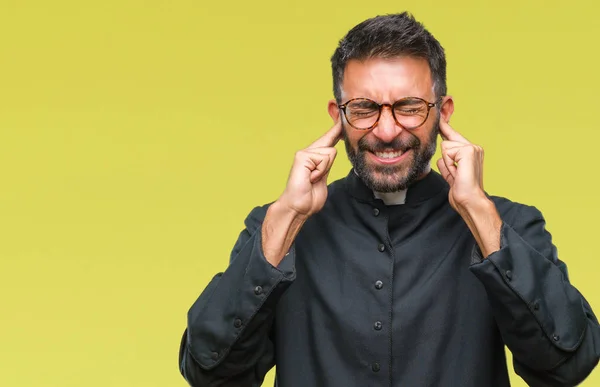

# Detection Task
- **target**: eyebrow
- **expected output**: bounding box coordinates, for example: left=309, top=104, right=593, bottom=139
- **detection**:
left=394, top=97, right=426, bottom=105
left=350, top=99, right=377, bottom=108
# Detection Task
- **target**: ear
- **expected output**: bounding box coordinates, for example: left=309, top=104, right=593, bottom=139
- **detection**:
left=439, top=95, right=455, bottom=123
left=328, top=99, right=341, bottom=123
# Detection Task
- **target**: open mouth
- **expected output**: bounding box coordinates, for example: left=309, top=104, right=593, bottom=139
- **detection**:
left=374, top=150, right=403, bottom=159
left=368, top=148, right=411, bottom=164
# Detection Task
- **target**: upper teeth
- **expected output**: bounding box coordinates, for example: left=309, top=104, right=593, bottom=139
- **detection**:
left=375, top=151, right=403, bottom=159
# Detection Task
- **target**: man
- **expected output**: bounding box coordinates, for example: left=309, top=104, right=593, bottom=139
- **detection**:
left=178, top=13, right=600, bottom=386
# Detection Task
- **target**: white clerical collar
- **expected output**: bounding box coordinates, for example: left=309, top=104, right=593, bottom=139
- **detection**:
left=352, top=168, right=408, bottom=205
left=373, top=189, right=407, bottom=205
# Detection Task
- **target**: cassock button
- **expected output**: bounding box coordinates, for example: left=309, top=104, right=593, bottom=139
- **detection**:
left=505, top=270, right=513, bottom=280
left=533, top=300, right=540, bottom=311
left=375, top=280, right=383, bottom=290
left=372, top=208, right=380, bottom=216
left=211, top=352, right=219, bottom=360
left=254, top=286, right=263, bottom=295
left=374, top=321, right=382, bottom=330
left=372, top=363, right=381, bottom=372
left=553, top=334, right=560, bottom=341
left=377, top=243, right=386, bottom=252
left=234, top=318, right=242, bottom=328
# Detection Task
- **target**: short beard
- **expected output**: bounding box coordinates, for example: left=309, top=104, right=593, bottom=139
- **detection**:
left=344, top=118, right=439, bottom=193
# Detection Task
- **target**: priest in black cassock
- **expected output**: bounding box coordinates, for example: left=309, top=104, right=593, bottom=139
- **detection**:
left=178, top=12, right=600, bottom=387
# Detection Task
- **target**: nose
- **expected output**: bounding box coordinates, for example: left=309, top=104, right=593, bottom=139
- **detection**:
left=371, top=105, right=402, bottom=143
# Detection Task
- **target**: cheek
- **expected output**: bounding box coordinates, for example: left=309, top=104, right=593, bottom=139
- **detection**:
left=343, top=127, right=366, bottom=148
left=416, top=131, right=430, bottom=145
left=414, top=126, right=437, bottom=146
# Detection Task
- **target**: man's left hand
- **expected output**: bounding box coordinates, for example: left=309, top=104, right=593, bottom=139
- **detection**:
left=436, top=119, right=502, bottom=258
left=436, top=119, right=486, bottom=211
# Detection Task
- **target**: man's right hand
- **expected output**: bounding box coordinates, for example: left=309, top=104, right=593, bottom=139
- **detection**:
left=261, top=119, right=343, bottom=266
left=277, top=118, right=343, bottom=218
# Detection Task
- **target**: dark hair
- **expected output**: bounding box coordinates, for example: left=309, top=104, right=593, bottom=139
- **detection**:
left=330, top=12, right=447, bottom=103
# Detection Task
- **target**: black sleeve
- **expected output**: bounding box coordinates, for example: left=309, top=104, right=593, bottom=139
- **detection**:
left=469, top=204, right=600, bottom=386
left=178, top=205, right=296, bottom=387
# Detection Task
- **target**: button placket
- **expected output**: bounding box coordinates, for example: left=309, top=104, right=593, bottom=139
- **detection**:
left=370, top=207, right=389, bottom=380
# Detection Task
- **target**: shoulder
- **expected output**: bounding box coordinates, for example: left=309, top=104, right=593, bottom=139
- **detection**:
left=488, top=195, right=560, bottom=265
left=488, top=196, right=553, bottom=251
left=489, top=195, right=545, bottom=226
left=326, top=175, right=349, bottom=198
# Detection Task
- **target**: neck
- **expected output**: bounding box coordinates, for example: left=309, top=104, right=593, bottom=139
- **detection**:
left=373, top=162, right=433, bottom=205
left=374, top=189, right=407, bottom=205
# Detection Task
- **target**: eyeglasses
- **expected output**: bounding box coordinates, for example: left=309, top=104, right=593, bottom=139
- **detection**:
left=338, top=97, right=441, bottom=131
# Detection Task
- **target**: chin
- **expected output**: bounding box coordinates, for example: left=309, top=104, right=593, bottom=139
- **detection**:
left=364, top=169, right=412, bottom=193
left=349, top=142, right=433, bottom=193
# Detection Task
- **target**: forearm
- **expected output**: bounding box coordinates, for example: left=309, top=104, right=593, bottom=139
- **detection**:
left=180, top=206, right=296, bottom=385
left=262, top=200, right=307, bottom=267
left=514, top=314, right=600, bottom=387
left=476, top=250, right=600, bottom=385
left=458, top=195, right=502, bottom=258
left=469, top=213, right=600, bottom=382
left=181, top=270, right=283, bottom=386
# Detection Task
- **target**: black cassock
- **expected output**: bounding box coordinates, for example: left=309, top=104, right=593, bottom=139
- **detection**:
left=179, top=169, right=600, bottom=387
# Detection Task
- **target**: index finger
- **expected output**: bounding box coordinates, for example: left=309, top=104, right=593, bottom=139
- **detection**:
left=439, top=118, right=469, bottom=144
left=308, top=118, right=343, bottom=149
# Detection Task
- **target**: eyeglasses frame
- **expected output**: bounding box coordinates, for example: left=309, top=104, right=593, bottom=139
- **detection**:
left=337, top=96, right=443, bottom=131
